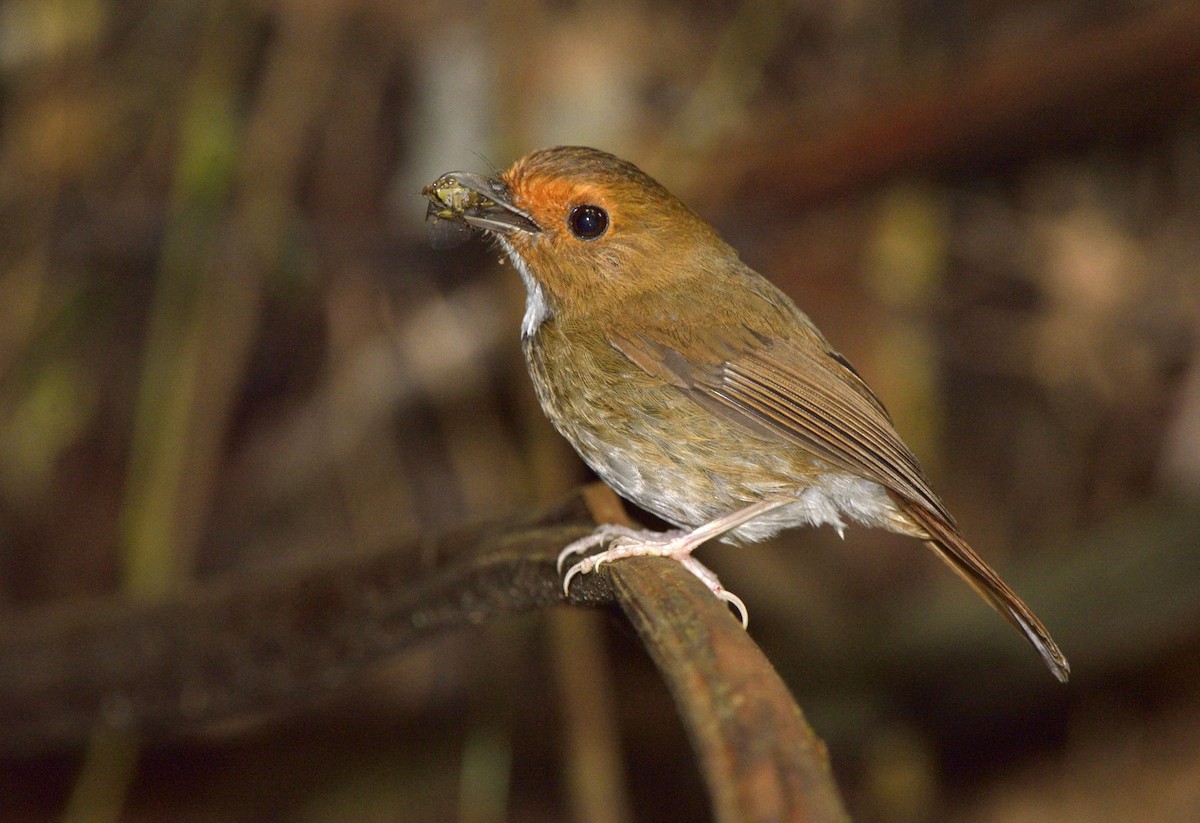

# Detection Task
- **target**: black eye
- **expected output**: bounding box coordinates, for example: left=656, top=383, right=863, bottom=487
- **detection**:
left=568, top=205, right=608, bottom=240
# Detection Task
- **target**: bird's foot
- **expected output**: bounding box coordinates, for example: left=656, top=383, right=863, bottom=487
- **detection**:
left=557, top=525, right=749, bottom=628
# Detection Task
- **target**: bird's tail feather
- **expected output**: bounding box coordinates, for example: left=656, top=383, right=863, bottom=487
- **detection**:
left=899, top=498, right=1070, bottom=683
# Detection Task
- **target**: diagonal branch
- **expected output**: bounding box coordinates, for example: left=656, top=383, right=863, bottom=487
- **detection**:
left=0, top=494, right=596, bottom=755
left=721, top=4, right=1200, bottom=210
left=0, top=485, right=848, bottom=821
left=582, top=486, right=850, bottom=823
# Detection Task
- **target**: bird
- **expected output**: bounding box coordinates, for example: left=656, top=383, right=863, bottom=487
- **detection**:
left=422, top=146, right=1069, bottom=682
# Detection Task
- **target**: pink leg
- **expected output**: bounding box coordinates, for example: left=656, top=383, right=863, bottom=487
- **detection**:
left=557, top=500, right=789, bottom=628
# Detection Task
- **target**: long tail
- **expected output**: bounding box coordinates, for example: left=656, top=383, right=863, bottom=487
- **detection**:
left=897, top=498, right=1070, bottom=682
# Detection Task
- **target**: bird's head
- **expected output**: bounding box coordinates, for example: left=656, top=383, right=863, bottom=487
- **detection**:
left=424, top=146, right=734, bottom=328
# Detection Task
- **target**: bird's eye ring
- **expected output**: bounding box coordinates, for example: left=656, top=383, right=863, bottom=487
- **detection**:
left=568, top=205, right=608, bottom=240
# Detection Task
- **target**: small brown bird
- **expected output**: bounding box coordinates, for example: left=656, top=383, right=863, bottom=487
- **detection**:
left=423, top=146, right=1069, bottom=682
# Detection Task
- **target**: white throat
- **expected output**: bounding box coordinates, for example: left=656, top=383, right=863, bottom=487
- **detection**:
left=499, top=239, right=551, bottom=338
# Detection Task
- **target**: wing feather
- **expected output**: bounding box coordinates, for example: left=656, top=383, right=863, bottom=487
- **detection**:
left=611, top=325, right=954, bottom=524
left=605, top=298, right=1069, bottom=682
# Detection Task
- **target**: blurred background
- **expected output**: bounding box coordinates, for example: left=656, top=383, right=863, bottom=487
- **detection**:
left=2, top=0, right=1199, bottom=820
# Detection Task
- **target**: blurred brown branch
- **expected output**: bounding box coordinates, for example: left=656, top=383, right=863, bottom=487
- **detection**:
left=0, top=484, right=849, bottom=822
left=720, top=3, right=1200, bottom=211
left=0, top=494, right=592, bottom=756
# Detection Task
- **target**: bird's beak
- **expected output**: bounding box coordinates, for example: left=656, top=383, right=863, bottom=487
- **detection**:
left=423, top=171, right=541, bottom=237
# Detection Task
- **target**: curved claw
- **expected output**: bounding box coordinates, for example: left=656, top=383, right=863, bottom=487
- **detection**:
left=717, top=589, right=750, bottom=629
left=556, top=544, right=582, bottom=575
left=561, top=559, right=586, bottom=595
left=557, top=535, right=600, bottom=574
left=556, top=525, right=641, bottom=573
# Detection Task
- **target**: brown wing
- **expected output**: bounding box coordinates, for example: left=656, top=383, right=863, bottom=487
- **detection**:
left=608, top=304, right=1070, bottom=682
left=609, top=320, right=956, bottom=525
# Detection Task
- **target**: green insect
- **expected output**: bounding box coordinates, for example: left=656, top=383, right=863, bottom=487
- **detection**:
left=422, top=174, right=496, bottom=250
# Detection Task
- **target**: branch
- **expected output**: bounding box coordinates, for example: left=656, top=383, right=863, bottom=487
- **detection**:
left=0, top=485, right=848, bottom=822
left=720, top=4, right=1200, bottom=210
left=0, top=494, right=596, bottom=755
left=582, top=487, right=850, bottom=823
